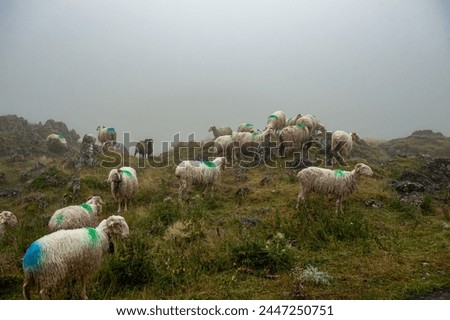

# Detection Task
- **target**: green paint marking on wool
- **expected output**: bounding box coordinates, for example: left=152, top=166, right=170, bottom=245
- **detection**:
left=334, top=169, right=345, bottom=177
left=252, top=131, right=260, bottom=136
left=121, top=169, right=134, bottom=178
left=296, top=123, right=305, bottom=128
left=268, top=115, right=278, bottom=121
left=244, top=123, right=253, bottom=127
left=57, top=135, right=65, bottom=140
left=80, top=203, right=93, bottom=214
left=55, top=213, right=65, bottom=225
left=86, top=227, right=100, bottom=246
left=202, top=161, right=217, bottom=168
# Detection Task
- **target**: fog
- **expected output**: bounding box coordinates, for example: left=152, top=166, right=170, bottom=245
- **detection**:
left=1, top=0, right=450, bottom=153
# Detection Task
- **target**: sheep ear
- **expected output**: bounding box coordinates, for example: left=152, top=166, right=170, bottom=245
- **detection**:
left=354, top=163, right=363, bottom=172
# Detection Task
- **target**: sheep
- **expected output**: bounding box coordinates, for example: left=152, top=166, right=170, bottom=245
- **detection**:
left=237, top=123, right=259, bottom=133
left=296, top=163, right=373, bottom=213
left=231, top=129, right=275, bottom=162
left=46, top=134, right=67, bottom=152
left=107, top=166, right=139, bottom=213
left=175, top=156, right=225, bottom=204
left=22, top=215, right=129, bottom=299
left=208, top=125, right=233, bottom=139
left=285, top=114, right=302, bottom=126
left=331, top=130, right=360, bottom=164
left=278, top=123, right=311, bottom=158
left=295, top=114, right=325, bottom=137
left=134, top=138, right=154, bottom=158
left=0, top=211, right=18, bottom=240
left=48, top=196, right=105, bottom=232
left=96, top=125, right=117, bottom=145
left=265, top=110, right=286, bottom=133
left=213, top=135, right=234, bottom=162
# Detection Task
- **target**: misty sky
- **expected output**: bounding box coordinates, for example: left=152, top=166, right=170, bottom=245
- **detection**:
left=1, top=0, right=450, bottom=153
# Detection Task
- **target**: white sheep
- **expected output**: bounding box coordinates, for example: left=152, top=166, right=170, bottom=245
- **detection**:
left=278, top=123, right=311, bottom=157
left=265, top=110, right=286, bottom=133
left=231, top=129, right=275, bottom=161
left=213, top=135, right=234, bottom=161
left=96, top=125, right=117, bottom=145
left=175, top=156, right=225, bottom=204
left=208, top=125, right=233, bottom=139
left=285, top=114, right=302, bottom=126
left=107, top=166, right=139, bottom=213
left=296, top=163, right=373, bottom=213
left=0, top=211, right=18, bottom=240
left=237, top=123, right=259, bottom=133
left=22, top=215, right=129, bottom=299
left=46, top=134, right=67, bottom=152
left=295, top=114, right=325, bottom=137
left=48, top=196, right=105, bottom=232
left=331, top=130, right=360, bottom=163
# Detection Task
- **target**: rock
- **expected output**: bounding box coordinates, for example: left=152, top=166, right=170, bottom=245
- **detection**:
left=0, top=172, right=6, bottom=185
left=260, top=177, right=271, bottom=186
left=365, top=199, right=382, bottom=208
left=0, top=188, right=20, bottom=198
left=240, top=217, right=260, bottom=227
left=235, top=187, right=250, bottom=197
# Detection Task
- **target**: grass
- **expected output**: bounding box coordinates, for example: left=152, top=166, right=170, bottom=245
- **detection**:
left=0, top=149, right=449, bottom=300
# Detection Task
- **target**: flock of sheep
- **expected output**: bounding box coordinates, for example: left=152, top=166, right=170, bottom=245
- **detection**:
left=2, top=110, right=374, bottom=299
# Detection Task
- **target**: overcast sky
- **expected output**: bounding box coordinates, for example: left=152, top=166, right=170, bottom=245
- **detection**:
left=1, top=0, right=450, bottom=153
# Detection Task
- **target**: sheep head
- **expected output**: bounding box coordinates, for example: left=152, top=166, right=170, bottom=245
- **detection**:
left=104, top=215, right=129, bottom=239
left=107, top=169, right=122, bottom=195
left=86, top=195, right=105, bottom=214
left=351, top=132, right=360, bottom=142
left=0, top=211, right=18, bottom=227
left=354, top=163, right=373, bottom=177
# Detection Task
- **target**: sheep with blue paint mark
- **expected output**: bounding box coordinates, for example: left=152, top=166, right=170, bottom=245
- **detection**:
left=0, top=211, right=18, bottom=240
left=175, top=157, right=226, bottom=204
left=107, top=167, right=139, bottom=213
left=296, top=163, right=373, bottom=213
left=48, top=196, right=105, bottom=232
left=22, top=215, right=129, bottom=299
left=96, top=125, right=117, bottom=145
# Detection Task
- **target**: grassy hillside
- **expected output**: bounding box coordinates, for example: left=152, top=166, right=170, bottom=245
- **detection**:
left=1, top=143, right=449, bottom=300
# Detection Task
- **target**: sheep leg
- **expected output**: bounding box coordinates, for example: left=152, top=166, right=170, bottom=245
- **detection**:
left=22, top=281, right=31, bottom=300
left=39, top=287, right=48, bottom=300
left=296, top=190, right=306, bottom=210
left=178, top=181, right=188, bottom=204
left=80, top=277, right=88, bottom=300
left=117, top=201, right=122, bottom=213
left=124, top=199, right=128, bottom=212
left=335, top=198, right=343, bottom=214
left=203, top=184, right=213, bottom=197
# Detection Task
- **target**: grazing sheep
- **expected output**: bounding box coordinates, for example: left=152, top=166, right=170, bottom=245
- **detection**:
left=46, top=134, right=67, bottom=152
left=331, top=130, right=359, bottom=164
left=96, top=125, right=117, bottom=145
left=107, top=167, right=139, bottom=213
left=208, top=125, right=233, bottom=139
left=134, top=138, right=154, bottom=158
left=237, top=123, right=259, bottom=133
left=48, top=196, right=105, bottom=232
left=278, top=123, right=311, bottom=157
left=296, top=163, right=373, bottom=213
left=265, top=110, right=286, bottom=133
left=22, top=215, right=129, bottom=300
left=231, top=129, right=275, bottom=162
left=213, top=135, right=234, bottom=161
left=0, top=211, right=18, bottom=239
left=295, top=114, right=325, bottom=137
left=286, top=114, right=302, bottom=126
left=175, top=156, right=225, bottom=204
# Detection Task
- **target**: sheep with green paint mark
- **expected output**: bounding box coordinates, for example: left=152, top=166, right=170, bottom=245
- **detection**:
left=48, top=196, right=105, bottom=232
left=175, top=157, right=226, bottom=204
left=208, top=125, right=233, bottom=139
left=231, top=129, right=276, bottom=161
left=96, top=125, right=117, bottom=145
left=286, top=114, right=303, bottom=126
left=237, top=122, right=260, bottom=133
left=278, top=123, right=311, bottom=157
left=46, top=134, right=67, bottom=152
left=0, top=211, right=18, bottom=240
left=265, top=110, right=286, bottom=133
left=295, top=114, right=325, bottom=137
left=22, top=215, right=129, bottom=299
left=296, top=163, right=373, bottom=213
left=107, top=167, right=139, bottom=213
